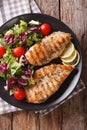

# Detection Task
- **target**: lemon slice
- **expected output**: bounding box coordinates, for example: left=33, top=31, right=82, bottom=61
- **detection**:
left=61, top=49, right=77, bottom=63
left=62, top=50, right=80, bottom=67
left=60, top=42, right=75, bottom=59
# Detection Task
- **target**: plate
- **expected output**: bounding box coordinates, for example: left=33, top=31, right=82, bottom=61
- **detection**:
left=0, top=13, right=82, bottom=111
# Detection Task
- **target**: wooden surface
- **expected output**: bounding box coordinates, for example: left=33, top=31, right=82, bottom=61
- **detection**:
left=0, top=0, right=87, bottom=130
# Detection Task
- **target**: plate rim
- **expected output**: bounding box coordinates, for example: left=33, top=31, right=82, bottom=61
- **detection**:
left=0, top=13, right=83, bottom=111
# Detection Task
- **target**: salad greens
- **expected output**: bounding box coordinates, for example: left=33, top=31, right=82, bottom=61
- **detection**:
left=0, top=38, right=8, bottom=48
left=26, top=32, right=43, bottom=46
left=5, top=20, right=28, bottom=38
left=0, top=19, right=43, bottom=95
left=4, top=20, right=42, bottom=47
left=13, top=20, right=27, bottom=37
left=0, top=48, right=22, bottom=79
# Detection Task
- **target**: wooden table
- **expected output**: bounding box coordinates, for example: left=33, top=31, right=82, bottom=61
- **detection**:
left=0, top=0, right=87, bottom=130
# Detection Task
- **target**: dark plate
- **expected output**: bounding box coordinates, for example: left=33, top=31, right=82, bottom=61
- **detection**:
left=0, top=13, right=82, bottom=111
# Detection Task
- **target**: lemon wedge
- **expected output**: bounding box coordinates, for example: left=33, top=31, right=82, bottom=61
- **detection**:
left=62, top=50, right=80, bottom=67
left=60, top=42, right=74, bottom=59
left=61, top=49, right=77, bottom=63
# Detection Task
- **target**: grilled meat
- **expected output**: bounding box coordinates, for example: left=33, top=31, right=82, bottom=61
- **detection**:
left=25, top=31, right=71, bottom=66
left=25, top=64, right=73, bottom=103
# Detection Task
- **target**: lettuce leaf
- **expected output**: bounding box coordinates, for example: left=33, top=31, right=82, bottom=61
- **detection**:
left=13, top=20, right=28, bottom=37
left=0, top=48, right=22, bottom=78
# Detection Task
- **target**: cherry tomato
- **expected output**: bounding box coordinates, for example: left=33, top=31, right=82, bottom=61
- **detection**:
left=14, top=88, right=26, bottom=100
left=40, top=23, right=51, bottom=36
left=12, top=46, right=25, bottom=57
left=0, top=46, right=6, bottom=58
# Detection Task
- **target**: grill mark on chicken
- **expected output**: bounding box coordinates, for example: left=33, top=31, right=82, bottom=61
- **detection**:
left=66, top=35, right=70, bottom=40
left=25, top=64, right=74, bottom=103
left=51, top=41, right=60, bottom=55
left=39, top=44, right=48, bottom=59
left=40, top=43, right=52, bottom=63
left=34, top=45, right=42, bottom=65
left=42, top=43, right=49, bottom=57
left=53, top=41, right=60, bottom=51
left=57, top=39, right=62, bottom=47
left=62, top=37, right=66, bottom=43
left=41, top=43, right=51, bottom=63
left=29, top=50, right=37, bottom=64
left=36, top=44, right=46, bottom=64
left=50, top=37, right=58, bottom=51
left=42, top=42, right=48, bottom=51
left=51, top=36, right=61, bottom=51
left=25, top=31, right=71, bottom=66
left=31, top=47, right=41, bottom=65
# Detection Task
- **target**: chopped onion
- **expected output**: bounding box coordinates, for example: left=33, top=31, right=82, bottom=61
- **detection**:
left=19, top=55, right=29, bottom=66
left=0, top=62, right=8, bottom=73
left=18, top=78, right=28, bottom=86
left=18, top=32, right=27, bottom=42
left=7, top=77, right=17, bottom=90
left=23, top=69, right=32, bottom=77
left=29, top=26, right=40, bottom=31
left=4, top=34, right=15, bottom=44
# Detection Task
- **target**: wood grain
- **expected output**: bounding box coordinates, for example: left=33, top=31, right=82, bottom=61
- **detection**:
left=39, top=107, right=62, bottom=130
left=35, top=0, right=59, bottom=18
left=0, top=113, right=12, bottom=130
left=0, top=0, right=87, bottom=130
left=12, top=111, right=39, bottom=130
left=60, top=0, right=87, bottom=130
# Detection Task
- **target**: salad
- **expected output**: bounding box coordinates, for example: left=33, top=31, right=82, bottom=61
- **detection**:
left=0, top=20, right=52, bottom=100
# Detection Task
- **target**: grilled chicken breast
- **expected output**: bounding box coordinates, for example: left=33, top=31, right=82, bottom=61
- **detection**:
left=25, top=64, right=73, bottom=103
left=25, top=31, right=71, bottom=66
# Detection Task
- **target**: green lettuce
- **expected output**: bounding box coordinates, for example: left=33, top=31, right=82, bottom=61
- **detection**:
left=0, top=48, right=22, bottom=78
left=13, top=20, right=28, bottom=37
left=26, top=32, right=43, bottom=46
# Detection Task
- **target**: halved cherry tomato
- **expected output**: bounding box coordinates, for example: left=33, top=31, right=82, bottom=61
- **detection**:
left=12, top=46, right=25, bottom=57
left=0, top=46, right=6, bottom=58
left=14, top=88, right=26, bottom=100
left=40, top=23, right=51, bottom=36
